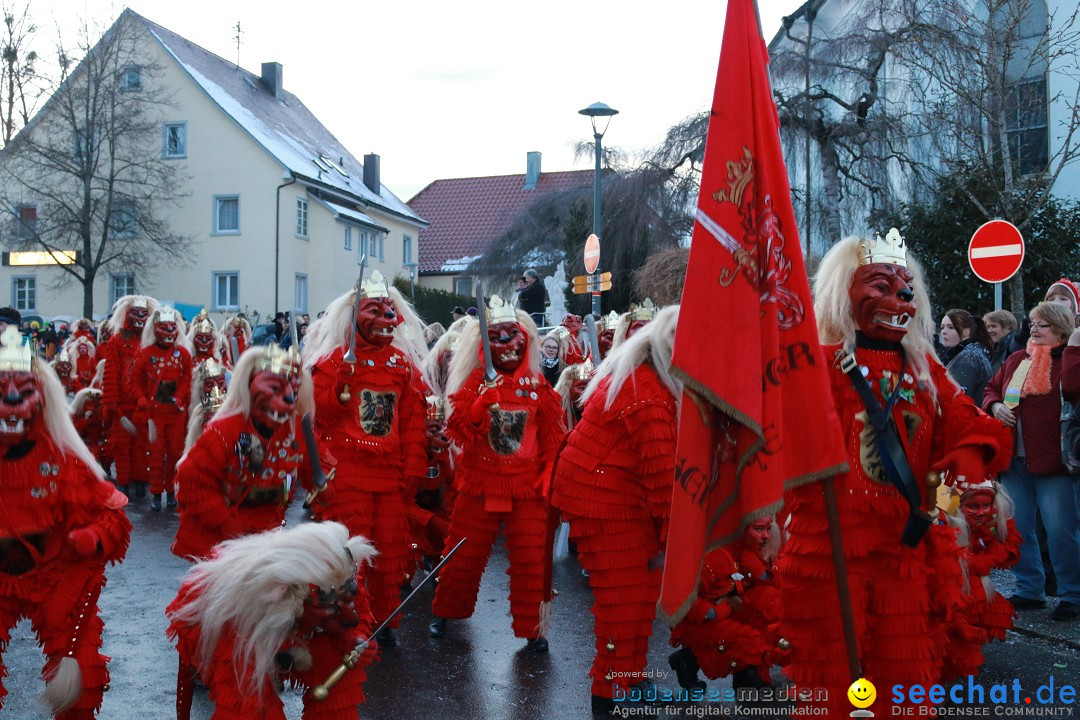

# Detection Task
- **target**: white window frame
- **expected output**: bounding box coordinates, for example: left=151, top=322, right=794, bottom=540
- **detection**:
left=121, top=65, right=141, bottom=91
left=402, top=234, right=413, bottom=265
left=212, top=195, right=240, bottom=235
left=378, top=234, right=385, bottom=262
left=12, top=276, right=35, bottom=312
left=163, top=122, right=186, bottom=158
left=296, top=198, right=309, bottom=238
left=367, top=232, right=377, bottom=259
left=212, top=271, right=240, bottom=311
left=110, top=273, right=135, bottom=305
left=453, top=276, right=473, bottom=297
left=294, top=273, right=308, bottom=314
left=344, top=226, right=353, bottom=250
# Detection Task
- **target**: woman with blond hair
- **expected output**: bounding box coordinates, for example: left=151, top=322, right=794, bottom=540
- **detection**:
left=983, top=301, right=1080, bottom=621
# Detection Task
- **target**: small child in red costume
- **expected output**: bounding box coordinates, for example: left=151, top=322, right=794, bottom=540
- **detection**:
left=167, top=521, right=377, bottom=720
left=0, top=326, right=131, bottom=719
left=221, top=316, right=252, bottom=370
left=129, top=308, right=193, bottom=510
left=429, top=294, right=566, bottom=649
left=52, top=350, right=76, bottom=396
left=98, top=294, right=159, bottom=496
left=71, top=387, right=106, bottom=463
left=172, top=346, right=309, bottom=561
left=188, top=310, right=224, bottom=365
left=941, top=479, right=1020, bottom=679
left=68, top=336, right=96, bottom=394
left=668, top=517, right=786, bottom=694
left=550, top=305, right=678, bottom=712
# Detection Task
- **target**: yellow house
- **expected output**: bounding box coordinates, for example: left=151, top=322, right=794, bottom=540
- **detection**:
left=0, top=9, right=425, bottom=323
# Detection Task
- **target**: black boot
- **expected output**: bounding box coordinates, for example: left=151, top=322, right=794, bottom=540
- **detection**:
left=376, top=628, right=396, bottom=648
left=732, top=667, right=769, bottom=691
left=149, top=493, right=161, bottom=511
left=591, top=695, right=616, bottom=715
left=166, top=492, right=177, bottom=509
left=668, top=647, right=705, bottom=691
left=134, top=482, right=147, bottom=499
left=428, top=616, right=447, bottom=638
left=526, top=636, right=548, bottom=653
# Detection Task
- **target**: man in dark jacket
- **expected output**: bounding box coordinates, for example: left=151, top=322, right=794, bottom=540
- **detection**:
left=516, top=269, right=547, bottom=327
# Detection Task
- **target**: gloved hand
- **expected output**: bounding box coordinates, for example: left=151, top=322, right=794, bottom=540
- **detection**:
left=68, top=526, right=101, bottom=557
left=468, top=380, right=502, bottom=425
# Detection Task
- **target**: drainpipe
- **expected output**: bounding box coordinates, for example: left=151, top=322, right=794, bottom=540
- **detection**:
left=275, top=170, right=297, bottom=314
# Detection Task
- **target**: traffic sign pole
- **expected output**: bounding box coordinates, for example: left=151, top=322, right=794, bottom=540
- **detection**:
left=994, top=282, right=1002, bottom=312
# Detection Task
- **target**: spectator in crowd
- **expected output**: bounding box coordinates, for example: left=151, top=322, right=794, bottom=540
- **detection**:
left=424, top=322, right=446, bottom=349
left=466, top=307, right=478, bottom=318
left=451, top=306, right=467, bottom=324
left=0, top=306, right=20, bottom=334
left=940, top=308, right=994, bottom=404
left=540, top=330, right=566, bottom=386
left=1045, top=278, right=1080, bottom=323
left=516, top=268, right=548, bottom=327
left=984, top=309, right=1019, bottom=375
left=983, top=301, right=1080, bottom=622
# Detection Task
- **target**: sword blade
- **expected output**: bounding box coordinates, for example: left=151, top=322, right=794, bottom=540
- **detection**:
left=585, top=313, right=602, bottom=363
left=344, top=255, right=367, bottom=364
left=475, top=284, right=497, bottom=384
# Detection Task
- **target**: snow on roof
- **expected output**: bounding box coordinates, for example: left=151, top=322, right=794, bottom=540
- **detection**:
left=314, top=196, right=389, bottom=232
left=440, top=255, right=483, bottom=273
left=132, top=11, right=423, bottom=225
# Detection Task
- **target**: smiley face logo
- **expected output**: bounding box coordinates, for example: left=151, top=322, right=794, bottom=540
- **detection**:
left=848, top=678, right=877, bottom=709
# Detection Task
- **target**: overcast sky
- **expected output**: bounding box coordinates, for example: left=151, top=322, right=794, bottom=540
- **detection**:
left=33, top=0, right=804, bottom=200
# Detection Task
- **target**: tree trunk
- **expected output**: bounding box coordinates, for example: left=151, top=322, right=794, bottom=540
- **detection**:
left=83, top=269, right=95, bottom=319
left=1008, top=270, right=1025, bottom=317
left=818, top=140, right=844, bottom=250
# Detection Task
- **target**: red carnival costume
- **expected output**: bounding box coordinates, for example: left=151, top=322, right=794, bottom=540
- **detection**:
left=189, top=310, right=223, bottom=366
left=221, top=316, right=252, bottom=370
left=128, top=308, right=192, bottom=509
left=429, top=295, right=565, bottom=647
left=167, top=522, right=377, bottom=720
left=0, top=326, right=131, bottom=719
left=71, top=388, right=106, bottom=463
left=778, top=232, right=1012, bottom=716
left=308, top=270, right=428, bottom=645
left=550, top=306, right=677, bottom=709
left=98, top=294, right=158, bottom=494
left=611, top=299, right=656, bottom=353
left=941, top=480, right=1020, bottom=680
left=52, top=351, right=76, bottom=396
left=596, top=312, right=620, bottom=360
left=173, top=347, right=307, bottom=560
left=69, top=337, right=96, bottom=394
left=668, top=518, right=786, bottom=692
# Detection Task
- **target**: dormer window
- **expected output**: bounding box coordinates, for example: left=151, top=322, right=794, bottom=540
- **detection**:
left=121, top=65, right=141, bottom=91
left=320, top=155, right=350, bottom=178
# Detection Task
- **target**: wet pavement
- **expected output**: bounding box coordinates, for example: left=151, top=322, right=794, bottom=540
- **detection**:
left=1, top=499, right=1079, bottom=719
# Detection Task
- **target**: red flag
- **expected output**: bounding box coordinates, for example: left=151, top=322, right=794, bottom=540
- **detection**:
left=658, top=0, right=848, bottom=624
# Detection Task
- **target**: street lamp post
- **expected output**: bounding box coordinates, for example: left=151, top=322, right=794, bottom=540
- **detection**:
left=578, top=101, right=618, bottom=317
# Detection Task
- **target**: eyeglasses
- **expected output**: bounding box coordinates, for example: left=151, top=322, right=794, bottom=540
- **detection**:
left=1030, top=322, right=1053, bottom=330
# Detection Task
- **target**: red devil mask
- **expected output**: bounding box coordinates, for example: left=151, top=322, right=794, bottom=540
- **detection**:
left=249, top=370, right=298, bottom=432
left=0, top=371, right=42, bottom=447
left=742, top=517, right=773, bottom=561
left=355, top=297, right=397, bottom=349
left=849, top=263, right=916, bottom=343
left=193, top=332, right=216, bottom=357
left=54, top=361, right=72, bottom=378
left=489, top=321, right=527, bottom=373
left=627, top=319, right=649, bottom=338
left=125, top=305, right=150, bottom=334
left=561, top=314, right=584, bottom=335
left=598, top=329, right=615, bottom=358
left=154, top=320, right=178, bottom=348
left=961, top=491, right=995, bottom=528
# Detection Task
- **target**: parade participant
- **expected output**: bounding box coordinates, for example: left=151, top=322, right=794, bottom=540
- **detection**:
left=306, top=270, right=429, bottom=648
left=668, top=517, right=785, bottom=693
left=550, top=306, right=678, bottom=710
left=553, top=359, right=594, bottom=429
left=429, top=294, right=564, bottom=648
left=778, top=231, right=1012, bottom=716
left=167, top=522, right=377, bottom=720
left=221, top=315, right=252, bottom=369
left=182, top=358, right=228, bottom=454
left=940, top=480, right=1019, bottom=680
left=611, top=299, right=657, bottom=352
left=596, top=311, right=621, bottom=360
left=68, top=336, right=97, bottom=394
left=188, top=310, right=223, bottom=365
left=560, top=313, right=588, bottom=364
left=172, top=346, right=309, bottom=560
left=68, top=318, right=96, bottom=344
left=98, top=294, right=159, bottom=497
left=130, top=308, right=193, bottom=511
left=423, top=317, right=471, bottom=396
left=0, top=326, right=132, bottom=719
left=52, top=350, right=76, bottom=396
left=71, top=387, right=106, bottom=464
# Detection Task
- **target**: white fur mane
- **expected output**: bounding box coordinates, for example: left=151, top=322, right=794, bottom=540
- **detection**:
left=36, top=362, right=105, bottom=481
left=581, top=305, right=681, bottom=410
left=106, top=295, right=160, bottom=337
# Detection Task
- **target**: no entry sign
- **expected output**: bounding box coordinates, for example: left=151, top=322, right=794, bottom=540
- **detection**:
left=584, top=234, right=600, bottom=275
left=968, top=220, right=1025, bottom=284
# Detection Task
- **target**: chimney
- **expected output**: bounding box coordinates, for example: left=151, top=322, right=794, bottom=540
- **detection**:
left=261, top=62, right=283, bottom=99
left=524, top=151, right=541, bottom=190
left=363, top=154, right=381, bottom=194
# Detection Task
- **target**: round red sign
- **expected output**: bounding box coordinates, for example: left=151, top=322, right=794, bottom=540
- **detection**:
left=968, top=220, right=1025, bottom=284
left=584, top=234, right=600, bottom=275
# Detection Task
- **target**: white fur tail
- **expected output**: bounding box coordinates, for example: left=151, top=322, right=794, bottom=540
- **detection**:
left=43, top=657, right=82, bottom=715
left=554, top=522, right=570, bottom=560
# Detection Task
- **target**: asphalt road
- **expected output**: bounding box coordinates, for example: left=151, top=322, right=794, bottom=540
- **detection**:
left=1, top=499, right=1078, bottom=719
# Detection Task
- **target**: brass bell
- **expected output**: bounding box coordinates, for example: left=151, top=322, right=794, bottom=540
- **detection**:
left=718, top=645, right=725, bottom=652
left=606, top=641, right=616, bottom=653
left=778, top=638, right=791, bottom=650
left=102, top=684, right=110, bottom=692
left=605, top=671, right=614, bottom=682
left=731, top=661, right=738, bottom=668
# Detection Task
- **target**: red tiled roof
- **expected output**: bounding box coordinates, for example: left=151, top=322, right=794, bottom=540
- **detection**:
left=408, top=170, right=593, bottom=274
